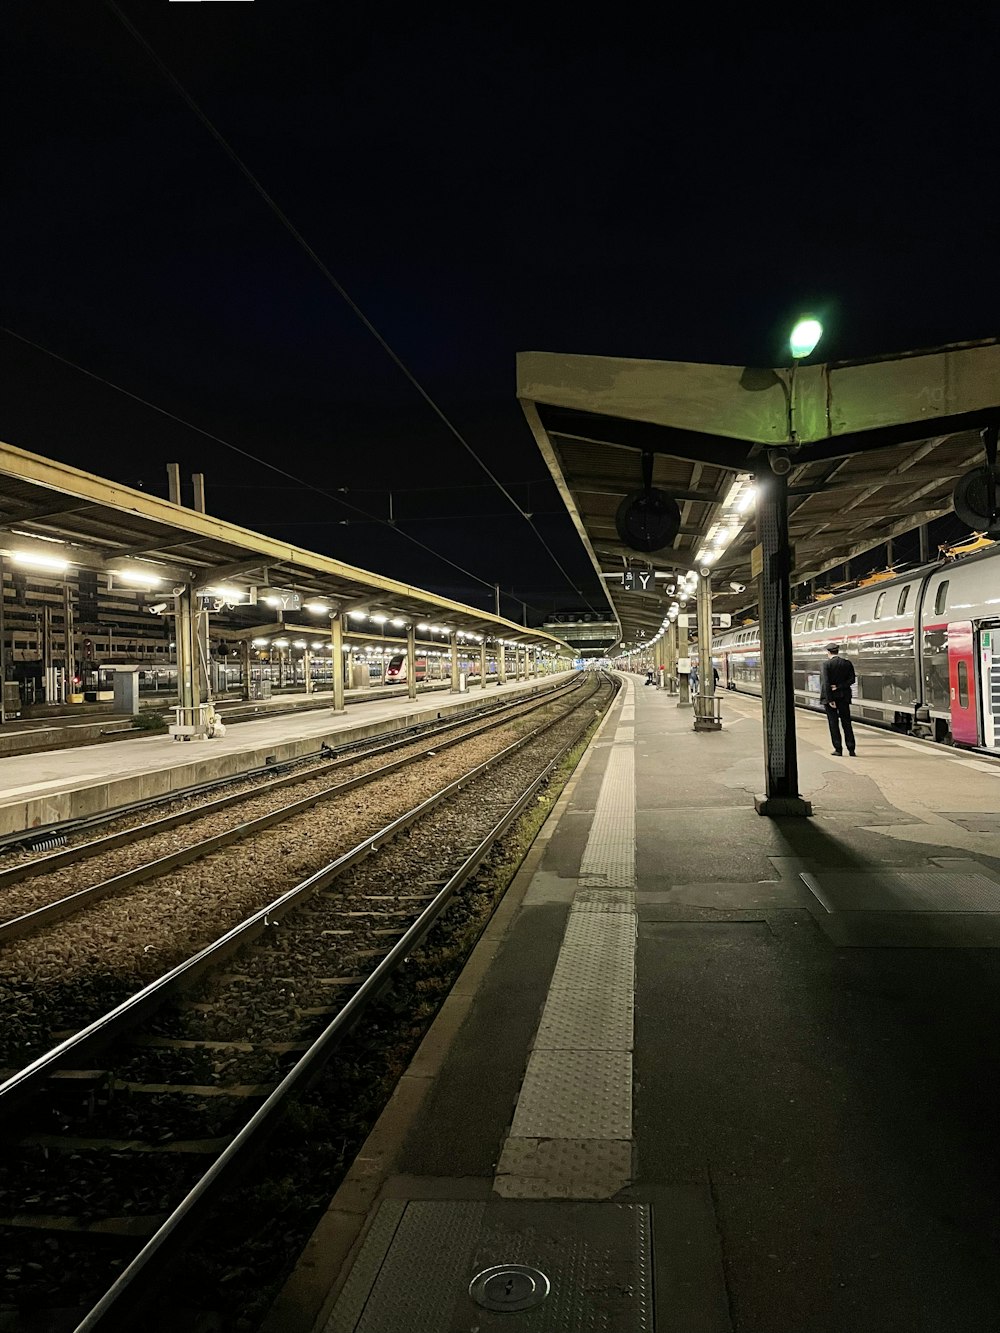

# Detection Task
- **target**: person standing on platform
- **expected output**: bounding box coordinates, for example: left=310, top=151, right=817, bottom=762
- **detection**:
left=822, top=642, right=857, bottom=756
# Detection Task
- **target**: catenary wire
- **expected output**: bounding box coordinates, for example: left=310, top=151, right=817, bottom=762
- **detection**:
left=0, top=325, right=549, bottom=612
left=104, top=0, right=601, bottom=617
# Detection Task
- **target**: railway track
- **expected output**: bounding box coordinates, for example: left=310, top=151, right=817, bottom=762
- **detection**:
left=0, top=675, right=577, bottom=863
left=0, top=678, right=588, bottom=1070
left=0, top=675, right=584, bottom=907
left=0, top=672, right=615, bottom=1330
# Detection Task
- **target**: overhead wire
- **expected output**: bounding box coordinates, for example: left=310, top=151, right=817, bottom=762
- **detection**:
left=0, top=325, right=544, bottom=611
left=103, top=0, right=601, bottom=618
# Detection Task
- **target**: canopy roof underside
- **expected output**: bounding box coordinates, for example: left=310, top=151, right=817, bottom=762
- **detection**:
left=518, top=340, right=1000, bottom=643
left=0, top=441, right=569, bottom=652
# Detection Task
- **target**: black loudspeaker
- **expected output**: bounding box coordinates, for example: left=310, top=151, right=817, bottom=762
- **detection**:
left=615, top=489, right=681, bottom=552
left=953, top=466, right=1000, bottom=537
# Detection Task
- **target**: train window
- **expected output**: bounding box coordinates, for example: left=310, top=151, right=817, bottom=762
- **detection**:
left=897, top=585, right=910, bottom=615
left=829, top=605, right=843, bottom=628
left=957, top=659, right=969, bottom=708
left=815, top=608, right=829, bottom=631
left=804, top=612, right=815, bottom=632
left=934, top=580, right=949, bottom=615
left=793, top=615, right=804, bottom=633
left=850, top=613, right=858, bottom=623
left=874, top=592, right=886, bottom=619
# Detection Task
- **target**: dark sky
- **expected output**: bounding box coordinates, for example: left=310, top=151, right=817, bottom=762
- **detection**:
left=3, top=5, right=998, bottom=620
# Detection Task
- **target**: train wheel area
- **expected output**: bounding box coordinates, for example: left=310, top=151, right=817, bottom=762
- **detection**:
left=268, top=673, right=1000, bottom=1333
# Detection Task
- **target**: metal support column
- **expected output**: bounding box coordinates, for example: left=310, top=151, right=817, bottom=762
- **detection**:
left=497, top=640, right=506, bottom=685
left=303, top=650, right=312, bottom=695
left=0, top=555, right=6, bottom=725
left=919, top=524, right=930, bottom=563
left=694, top=570, right=721, bottom=730
left=406, top=623, right=417, bottom=701
left=240, top=640, right=251, bottom=701
left=480, top=637, right=487, bottom=688
left=450, top=631, right=460, bottom=692
left=330, top=614, right=345, bottom=713
left=175, top=585, right=200, bottom=714
left=676, top=612, right=689, bottom=706
left=753, top=468, right=812, bottom=816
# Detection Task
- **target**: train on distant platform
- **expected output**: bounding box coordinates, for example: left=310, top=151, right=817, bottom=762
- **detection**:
left=712, top=545, right=1000, bottom=751
left=385, top=653, right=493, bottom=685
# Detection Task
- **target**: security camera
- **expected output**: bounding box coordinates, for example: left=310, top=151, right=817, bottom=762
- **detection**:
left=172, top=585, right=186, bottom=596
left=729, top=582, right=746, bottom=593
left=146, top=602, right=168, bottom=615
left=769, top=450, right=792, bottom=476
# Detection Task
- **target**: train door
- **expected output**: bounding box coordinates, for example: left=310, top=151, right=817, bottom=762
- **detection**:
left=946, top=621, right=978, bottom=745
left=978, top=624, right=1000, bottom=750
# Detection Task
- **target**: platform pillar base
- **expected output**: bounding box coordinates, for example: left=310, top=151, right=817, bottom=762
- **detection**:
left=754, top=793, right=813, bottom=817
left=693, top=718, right=722, bottom=731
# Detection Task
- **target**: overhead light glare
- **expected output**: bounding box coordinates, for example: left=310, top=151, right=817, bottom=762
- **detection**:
left=11, top=549, right=70, bottom=572
left=789, top=317, right=823, bottom=360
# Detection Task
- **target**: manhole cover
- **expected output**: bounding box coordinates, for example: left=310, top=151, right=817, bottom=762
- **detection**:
left=469, top=1264, right=550, bottom=1312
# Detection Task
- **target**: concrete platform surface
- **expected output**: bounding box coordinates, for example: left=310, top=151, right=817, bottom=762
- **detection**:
left=0, top=672, right=572, bottom=836
left=270, top=674, right=1000, bottom=1333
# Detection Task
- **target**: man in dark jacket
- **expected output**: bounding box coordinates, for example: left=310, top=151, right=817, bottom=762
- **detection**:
left=821, top=643, right=856, bottom=756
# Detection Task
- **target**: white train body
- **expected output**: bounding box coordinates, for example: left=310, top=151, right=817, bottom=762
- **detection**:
left=713, top=546, right=1000, bottom=750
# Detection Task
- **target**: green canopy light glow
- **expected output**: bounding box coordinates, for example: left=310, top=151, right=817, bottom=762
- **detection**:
left=789, top=317, right=823, bottom=359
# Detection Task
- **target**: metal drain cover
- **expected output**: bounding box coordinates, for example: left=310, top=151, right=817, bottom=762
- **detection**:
left=469, top=1264, right=550, bottom=1312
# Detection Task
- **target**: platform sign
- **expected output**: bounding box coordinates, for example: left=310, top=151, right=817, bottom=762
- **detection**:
left=677, top=657, right=691, bottom=673
left=622, top=565, right=655, bottom=593
left=750, top=543, right=764, bottom=579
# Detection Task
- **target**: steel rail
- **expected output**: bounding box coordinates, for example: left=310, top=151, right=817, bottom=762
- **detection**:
left=0, top=675, right=578, bottom=857
left=0, top=677, right=605, bottom=1113
left=0, top=680, right=583, bottom=944
left=71, top=671, right=615, bottom=1332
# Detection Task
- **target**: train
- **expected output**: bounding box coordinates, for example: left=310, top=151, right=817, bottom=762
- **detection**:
left=385, top=653, right=495, bottom=685
left=712, top=544, right=1000, bottom=751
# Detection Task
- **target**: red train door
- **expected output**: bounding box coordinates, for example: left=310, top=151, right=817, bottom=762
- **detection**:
left=947, top=621, right=978, bottom=745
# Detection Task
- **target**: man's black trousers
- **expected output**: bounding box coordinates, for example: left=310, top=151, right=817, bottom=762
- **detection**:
left=826, top=697, right=856, bottom=753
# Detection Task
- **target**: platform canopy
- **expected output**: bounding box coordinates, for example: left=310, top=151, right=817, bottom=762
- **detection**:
left=0, top=441, right=569, bottom=654
left=519, top=339, right=1000, bottom=644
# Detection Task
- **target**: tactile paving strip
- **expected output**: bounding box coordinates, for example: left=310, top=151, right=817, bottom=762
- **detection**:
left=579, top=741, right=635, bottom=889
left=493, top=1137, right=633, bottom=1199
left=509, top=1049, right=632, bottom=1139
left=533, top=980, right=634, bottom=1051
left=802, top=869, right=1000, bottom=913
left=572, top=888, right=633, bottom=910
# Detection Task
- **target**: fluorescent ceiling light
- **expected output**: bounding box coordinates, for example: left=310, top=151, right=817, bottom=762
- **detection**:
left=117, top=568, right=163, bottom=588
left=11, top=549, right=70, bottom=572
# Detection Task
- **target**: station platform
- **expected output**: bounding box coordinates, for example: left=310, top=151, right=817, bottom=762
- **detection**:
left=268, top=673, right=1000, bottom=1332
left=0, top=672, right=572, bottom=838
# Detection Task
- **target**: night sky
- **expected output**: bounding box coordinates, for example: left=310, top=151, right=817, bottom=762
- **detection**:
left=3, top=6, right=999, bottom=621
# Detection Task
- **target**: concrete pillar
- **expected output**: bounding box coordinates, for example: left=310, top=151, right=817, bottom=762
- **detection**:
left=497, top=640, right=507, bottom=685
left=450, top=631, right=460, bottom=692
left=694, top=570, right=720, bottom=731
left=480, top=637, right=487, bottom=688
left=753, top=467, right=811, bottom=816
left=330, top=614, right=345, bottom=713
left=304, top=650, right=313, bottom=695
left=407, top=623, right=417, bottom=702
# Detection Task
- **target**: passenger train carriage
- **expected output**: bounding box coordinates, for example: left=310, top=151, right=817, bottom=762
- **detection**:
left=713, top=545, right=1000, bottom=751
